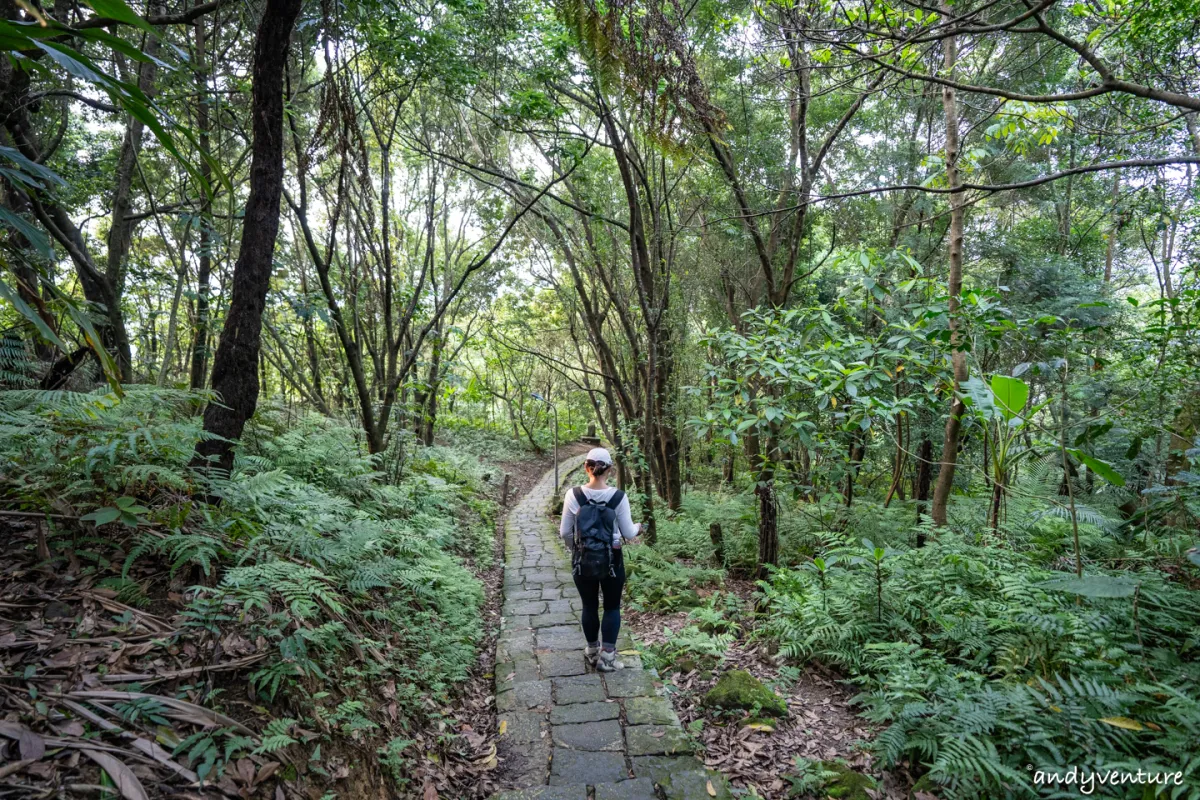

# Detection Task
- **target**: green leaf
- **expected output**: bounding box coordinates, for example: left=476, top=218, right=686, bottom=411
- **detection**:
left=81, top=507, right=121, bottom=526
left=83, top=0, right=156, bottom=33
left=75, top=26, right=170, bottom=66
left=1065, top=448, right=1125, bottom=487
left=33, top=41, right=111, bottom=86
left=0, top=145, right=65, bottom=188
left=990, top=374, right=1028, bottom=420
left=1037, top=574, right=1138, bottom=598
left=0, top=207, right=55, bottom=258
left=1073, top=421, right=1113, bottom=447
left=0, top=278, right=70, bottom=352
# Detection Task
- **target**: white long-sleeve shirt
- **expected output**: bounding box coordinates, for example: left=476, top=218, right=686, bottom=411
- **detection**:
left=559, top=486, right=638, bottom=552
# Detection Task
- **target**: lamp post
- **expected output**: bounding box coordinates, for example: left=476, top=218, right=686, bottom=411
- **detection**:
left=532, top=392, right=558, bottom=489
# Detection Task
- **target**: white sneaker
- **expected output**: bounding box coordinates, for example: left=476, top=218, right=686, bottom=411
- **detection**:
left=585, top=645, right=600, bottom=667
left=598, top=649, right=624, bottom=672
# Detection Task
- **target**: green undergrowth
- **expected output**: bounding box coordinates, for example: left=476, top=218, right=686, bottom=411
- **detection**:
left=633, top=475, right=1200, bottom=800
left=0, top=387, right=506, bottom=792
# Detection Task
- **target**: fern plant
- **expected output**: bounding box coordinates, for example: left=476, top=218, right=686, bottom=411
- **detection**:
left=253, top=718, right=298, bottom=755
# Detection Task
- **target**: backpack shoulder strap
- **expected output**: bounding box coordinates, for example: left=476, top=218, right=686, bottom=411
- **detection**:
left=572, top=486, right=587, bottom=506
left=609, top=489, right=625, bottom=508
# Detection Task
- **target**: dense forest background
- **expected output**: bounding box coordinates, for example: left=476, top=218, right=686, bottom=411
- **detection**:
left=0, top=0, right=1198, bottom=797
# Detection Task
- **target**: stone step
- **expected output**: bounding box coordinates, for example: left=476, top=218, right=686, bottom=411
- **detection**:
left=488, top=767, right=732, bottom=800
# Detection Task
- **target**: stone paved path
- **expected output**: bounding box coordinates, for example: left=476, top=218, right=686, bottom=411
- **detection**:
left=491, top=456, right=731, bottom=800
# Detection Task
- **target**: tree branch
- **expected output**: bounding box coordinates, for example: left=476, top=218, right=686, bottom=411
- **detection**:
left=73, top=0, right=225, bottom=29
left=716, top=156, right=1200, bottom=219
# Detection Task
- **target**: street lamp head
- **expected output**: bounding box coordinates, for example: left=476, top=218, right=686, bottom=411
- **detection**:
left=531, top=392, right=545, bottom=402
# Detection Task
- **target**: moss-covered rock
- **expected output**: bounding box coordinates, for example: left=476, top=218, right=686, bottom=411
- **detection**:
left=821, top=762, right=876, bottom=799
left=702, top=669, right=787, bottom=717
left=786, top=761, right=876, bottom=800
left=674, top=657, right=697, bottom=673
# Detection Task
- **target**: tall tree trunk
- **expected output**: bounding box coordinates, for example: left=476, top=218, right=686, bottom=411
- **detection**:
left=930, top=10, right=967, bottom=528
left=190, top=13, right=213, bottom=390
left=105, top=3, right=163, bottom=380
left=192, top=0, right=302, bottom=475
left=653, top=331, right=682, bottom=509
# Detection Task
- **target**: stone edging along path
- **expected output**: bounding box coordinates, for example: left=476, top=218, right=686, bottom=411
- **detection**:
left=490, top=455, right=732, bottom=800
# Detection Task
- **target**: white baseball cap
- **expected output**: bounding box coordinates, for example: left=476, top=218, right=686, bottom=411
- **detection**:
left=586, top=447, right=613, bottom=465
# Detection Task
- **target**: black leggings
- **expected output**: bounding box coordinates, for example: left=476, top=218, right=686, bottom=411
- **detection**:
left=573, top=558, right=625, bottom=647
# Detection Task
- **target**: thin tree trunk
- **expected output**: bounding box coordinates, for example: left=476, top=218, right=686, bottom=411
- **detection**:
left=884, top=418, right=906, bottom=507
left=156, top=261, right=187, bottom=386
left=192, top=0, right=302, bottom=475
left=756, top=465, right=778, bottom=579
left=988, top=470, right=1004, bottom=533
left=419, top=329, right=442, bottom=446
left=844, top=435, right=865, bottom=507
left=299, top=264, right=324, bottom=407
left=106, top=3, right=163, bottom=380
left=189, top=13, right=213, bottom=390
left=931, top=9, right=967, bottom=528
left=915, top=437, right=933, bottom=544
left=1103, top=173, right=1120, bottom=283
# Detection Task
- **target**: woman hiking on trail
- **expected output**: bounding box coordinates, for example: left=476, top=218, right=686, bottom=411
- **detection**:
left=560, top=448, right=640, bottom=673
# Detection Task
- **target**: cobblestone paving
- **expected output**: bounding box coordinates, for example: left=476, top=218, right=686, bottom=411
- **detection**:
left=491, top=457, right=731, bottom=800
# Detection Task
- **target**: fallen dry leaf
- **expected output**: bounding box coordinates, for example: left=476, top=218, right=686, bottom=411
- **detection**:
left=0, top=721, right=45, bottom=760
left=80, top=749, right=149, bottom=800
left=254, top=761, right=281, bottom=787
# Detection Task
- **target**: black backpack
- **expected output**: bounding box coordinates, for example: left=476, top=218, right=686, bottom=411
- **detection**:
left=571, top=486, right=625, bottom=579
